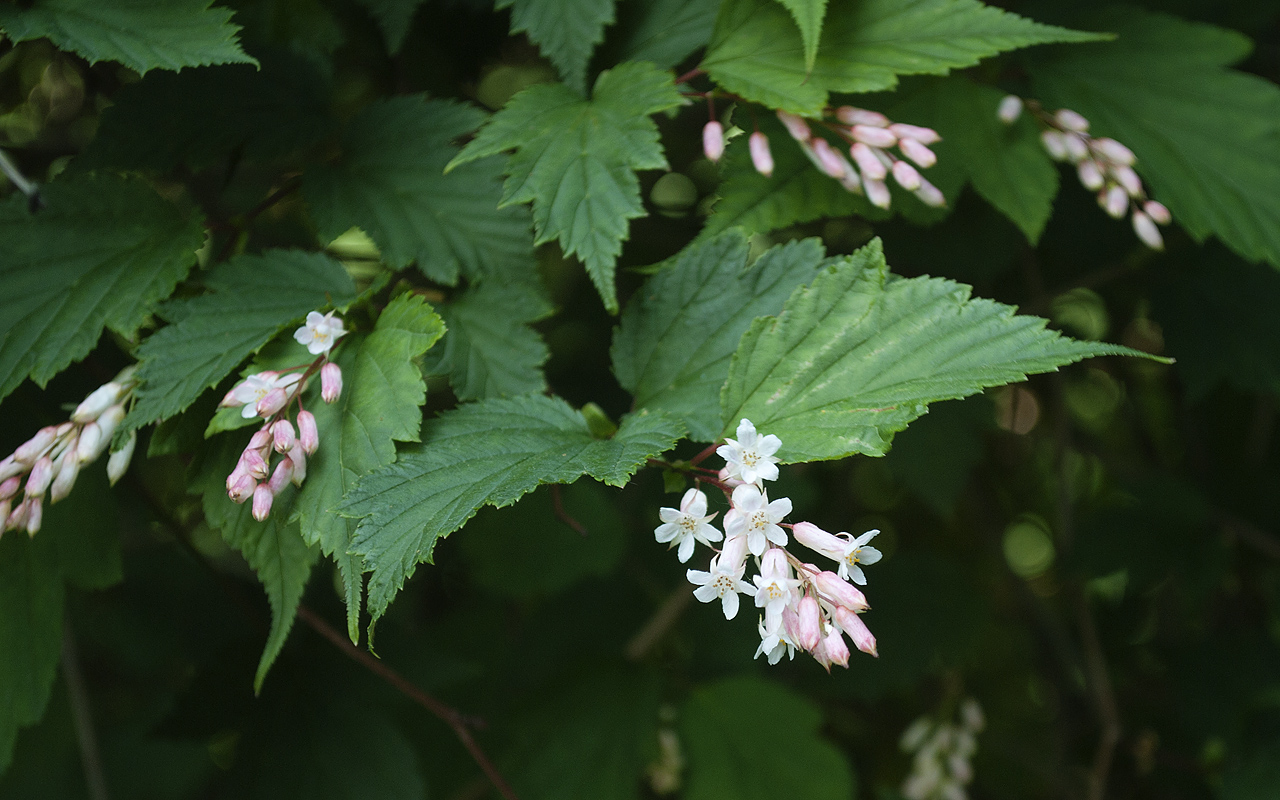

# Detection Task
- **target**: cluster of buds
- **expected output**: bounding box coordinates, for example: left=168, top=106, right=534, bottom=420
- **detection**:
left=220, top=311, right=346, bottom=521
left=701, top=119, right=776, bottom=179
left=900, top=698, right=985, bottom=800
left=656, top=419, right=881, bottom=670
left=0, top=367, right=139, bottom=536
left=999, top=96, right=1171, bottom=250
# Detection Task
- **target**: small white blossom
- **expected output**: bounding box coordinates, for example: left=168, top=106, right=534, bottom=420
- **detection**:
left=754, top=614, right=797, bottom=665
left=752, top=548, right=800, bottom=628
left=837, top=529, right=882, bottom=585
left=724, top=483, right=791, bottom=556
left=687, top=553, right=753, bottom=620
left=293, top=311, right=347, bottom=355
left=654, top=488, right=722, bottom=563
left=716, top=418, right=781, bottom=486
left=231, top=372, right=302, bottom=419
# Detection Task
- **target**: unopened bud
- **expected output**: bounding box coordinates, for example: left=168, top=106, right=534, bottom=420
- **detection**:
left=997, top=95, right=1023, bottom=124
left=1041, top=130, right=1068, bottom=161
left=1144, top=200, right=1171, bottom=225
left=321, top=363, right=343, bottom=404
left=24, top=456, right=53, bottom=497
left=15, top=427, right=59, bottom=464
left=24, top=497, right=42, bottom=536
left=6, top=498, right=29, bottom=533
left=1054, top=108, right=1090, bottom=132
left=892, top=160, right=922, bottom=190
left=748, top=131, right=773, bottom=177
left=834, top=606, right=878, bottom=656
left=50, top=450, right=80, bottom=502
left=702, top=120, right=725, bottom=163
left=296, top=410, right=320, bottom=455
left=888, top=123, right=940, bottom=145
left=287, top=444, right=307, bottom=486
left=270, top=420, right=296, bottom=453
left=851, top=124, right=897, bottom=149
left=77, top=423, right=103, bottom=465
left=897, top=136, right=936, bottom=168
left=1077, top=160, right=1104, bottom=191
left=251, top=484, right=274, bottom=521
left=227, top=473, right=257, bottom=504
left=0, top=456, right=22, bottom=482
left=777, top=110, right=811, bottom=141
left=0, top=499, right=9, bottom=532
left=1112, top=164, right=1142, bottom=197
left=1063, top=134, right=1088, bottom=163
left=1091, top=137, right=1135, bottom=166
left=812, top=569, right=869, bottom=611
left=1103, top=184, right=1128, bottom=219
left=220, top=387, right=243, bottom=408
left=106, top=431, right=136, bottom=486
left=913, top=177, right=947, bottom=208
left=96, top=405, right=124, bottom=446
left=834, top=106, right=888, bottom=127
left=256, top=388, right=288, bottom=417
left=0, top=476, right=19, bottom=500
left=864, top=178, right=891, bottom=209
left=797, top=594, right=822, bottom=651
left=822, top=626, right=850, bottom=668
left=810, top=138, right=847, bottom=179
left=72, top=382, right=123, bottom=423
left=268, top=458, right=294, bottom=495
left=849, top=142, right=887, bottom=181
left=720, top=534, right=748, bottom=572
left=793, top=521, right=844, bottom=555
left=239, top=448, right=269, bottom=481
left=1132, top=210, right=1164, bottom=250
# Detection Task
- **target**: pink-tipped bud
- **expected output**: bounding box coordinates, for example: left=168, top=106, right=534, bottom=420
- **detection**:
left=720, top=534, right=748, bottom=572
left=913, top=177, right=947, bottom=208
left=24, top=456, right=53, bottom=497
left=864, top=178, right=891, bottom=209
left=1144, top=200, right=1171, bottom=225
left=270, top=420, right=296, bottom=454
left=1091, top=137, right=1135, bottom=166
left=256, top=388, right=288, bottom=418
left=702, top=121, right=725, bottom=163
left=75, top=424, right=103, bottom=466
left=227, top=473, right=257, bottom=504
left=296, top=410, right=320, bottom=455
left=716, top=466, right=745, bottom=489
left=1103, top=184, right=1128, bottom=219
left=6, top=498, right=29, bottom=533
left=248, top=428, right=272, bottom=453
left=0, top=476, right=19, bottom=500
left=287, top=443, right=307, bottom=486
left=834, top=106, right=889, bottom=127
left=251, top=484, right=273, bottom=521
left=888, top=123, right=940, bottom=145
left=810, top=138, right=847, bottom=179
left=1132, top=210, right=1164, bottom=250
left=761, top=547, right=789, bottom=580
left=220, top=387, right=244, bottom=408
left=0, top=499, right=9, bottom=532
left=851, top=124, right=897, bottom=149
left=897, top=136, right=937, bottom=168
left=1041, top=130, right=1068, bottom=161
left=50, top=450, right=80, bottom=502
left=106, top=431, right=136, bottom=487
left=849, top=142, right=887, bottom=181
left=748, top=131, right=773, bottom=177
left=812, top=569, right=869, bottom=611
left=892, top=160, right=922, bottom=191
left=1112, top=164, right=1142, bottom=197
left=24, top=497, right=42, bottom=535
left=777, top=110, right=811, bottom=141
left=0, top=456, right=23, bottom=482
left=1054, top=108, right=1090, bottom=132
left=834, top=606, right=878, bottom=656
left=997, top=95, right=1023, bottom=124
left=321, top=363, right=343, bottom=404
left=268, top=458, right=294, bottom=495
left=1077, top=160, right=1105, bottom=191
left=72, top=382, right=123, bottom=423
left=797, top=595, right=822, bottom=651
left=15, top=427, right=59, bottom=464
left=822, top=626, right=850, bottom=668
left=239, top=448, right=270, bottom=481
left=793, top=521, right=844, bottom=555
left=1063, top=134, right=1089, bottom=163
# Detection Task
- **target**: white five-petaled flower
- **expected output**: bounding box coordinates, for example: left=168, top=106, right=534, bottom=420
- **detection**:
left=724, top=483, right=791, bottom=556
left=687, top=552, right=753, bottom=620
left=837, top=530, right=882, bottom=585
left=752, top=548, right=801, bottom=629
left=655, top=488, right=722, bottom=563
left=716, top=418, right=782, bottom=486
left=294, top=311, right=347, bottom=356
left=230, top=372, right=301, bottom=419
left=754, top=613, right=797, bottom=665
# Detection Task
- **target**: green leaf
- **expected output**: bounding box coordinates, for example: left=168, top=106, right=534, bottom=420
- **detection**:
left=1027, top=8, right=1280, bottom=270
left=702, top=0, right=1105, bottom=116
left=681, top=676, right=855, bottom=800
left=610, top=0, right=718, bottom=70
left=448, top=62, right=685, bottom=313
left=773, top=0, right=826, bottom=72
left=352, top=0, right=425, bottom=54
left=425, top=281, right=552, bottom=401
left=0, top=0, right=256, bottom=74
left=197, top=435, right=319, bottom=692
left=341, top=397, right=683, bottom=621
left=0, top=175, right=203, bottom=403
left=303, top=95, right=536, bottom=286
left=125, top=250, right=357, bottom=433
left=611, top=231, right=827, bottom=441
left=291, top=293, right=444, bottom=642
left=720, top=238, right=1157, bottom=462
left=495, top=0, right=618, bottom=94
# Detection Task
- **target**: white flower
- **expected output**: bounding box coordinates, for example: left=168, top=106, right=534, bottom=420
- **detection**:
left=294, top=311, right=347, bottom=355
left=655, top=488, right=722, bottom=563
left=716, top=418, right=781, bottom=485
left=230, top=372, right=302, bottom=419
left=687, top=554, right=753, bottom=620
left=837, top=529, right=882, bottom=585
left=724, top=483, right=791, bottom=556
left=752, top=548, right=800, bottom=629
left=754, top=614, right=796, bottom=665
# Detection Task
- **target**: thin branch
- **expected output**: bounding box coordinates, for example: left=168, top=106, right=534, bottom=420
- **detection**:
left=550, top=484, right=588, bottom=537
left=625, top=584, right=694, bottom=661
left=62, top=624, right=109, bottom=800
left=1074, top=593, right=1122, bottom=800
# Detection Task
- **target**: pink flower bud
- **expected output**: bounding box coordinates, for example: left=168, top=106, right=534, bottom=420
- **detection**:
left=24, top=456, right=53, bottom=497
left=287, top=443, right=307, bottom=486
left=702, top=121, right=725, bottom=163
left=851, top=124, right=897, bottom=149
left=716, top=466, right=745, bottom=489
left=296, top=410, right=320, bottom=455
left=888, top=123, right=940, bottom=145
left=248, top=428, right=272, bottom=453
left=777, top=110, right=811, bottom=141
left=849, top=142, right=887, bottom=181
left=0, top=476, right=19, bottom=500
left=106, top=431, right=136, bottom=486
left=1144, top=200, right=1171, bottom=225
left=761, top=547, right=789, bottom=579
left=72, top=382, right=123, bottom=422
left=220, top=387, right=244, bottom=408
left=0, top=456, right=23, bottom=482
left=834, top=106, right=889, bottom=127
left=76, top=423, right=103, bottom=465
left=997, top=95, right=1023, bottom=124
left=1112, top=164, right=1142, bottom=197
left=897, top=136, right=937, bottom=168
left=0, top=499, right=9, bottom=531
left=1103, top=184, right=1128, bottom=219
left=252, top=484, right=274, bottom=521
left=822, top=626, right=850, bottom=668
left=50, top=450, right=80, bottom=502
left=24, top=497, right=42, bottom=535
left=1132, top=210, right=1164, bottom=250
left=720, top=534, right=748, bottom=572
left=1040, top=130, right=1068, bottom=161
left=793, top=521, right=843, bottom=555
left=321, top=363, right=343, bottom=404
left=1077, top=160, right=1104, bottom=191
left=1091, top=137, right=1135, bottom=166
left=1054, top=108, right=1090, bottom=132
left=15, top=427, right=59, bottom=464
left=6, top=498, right=29, bottom=532
left=239, top=448, right=269, bottom=481
left=1063, top=134, right=1089, bottom=163
left=810, top=138, right=847, bottom=179
left=812, top=569, right=869, bottom=611
left=748, top=131, right=773, bottom=177
left=892, top=160, right=922, bottom=191
left=256, top=387, right=288, bottom=417
left=834, top=607, right=878, bottom=656
left=913, top=177, right=947, bottom=208
left=270, top=420, right=296, bottom=453
left=268, top=458, right=294, bottom=495
left=797, top=594, right=822, bottom=651
left=227, top=473, right=257, bottom=504
left=864, top=178, right=891, bottom=209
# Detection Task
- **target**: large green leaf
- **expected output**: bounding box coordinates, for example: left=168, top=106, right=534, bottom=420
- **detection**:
left=681, top=676, right=855, bottom=800
left=609, top=0, right=718, bottom=70
left=291, top=293, right=444, bottom=642
left=495, top=0, right=617, bottom=94
left=1027, top=8, right=1280, bottom=270
left=303, top=96, right=535, bottom=286
left=774, top=0, right=826, bottom=71
left=702, top=0, right=1105, bottom=116
left=448, top=62, right=685, bottom=313
left=341, top=397, right=683, bottom=621
left=125, top=250, right=357, bottom=433
left=0, top=175, right=203, bottom=403
left=0, top=0, right=256, bottom=74
left=720, top=238, right=1155, bottom=462
left=352, top=0, right=425, bottom=54
left=611, top=231, right=827, bottom=441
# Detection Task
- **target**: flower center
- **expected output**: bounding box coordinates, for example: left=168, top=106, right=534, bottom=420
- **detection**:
left=741, top=451, right=759, bottom=467
left=846, top=548, right=861, bottom=565
left=712, top=574, right=736, bottom=597
left=749, top=510, right=769, bottom=530
left=678, top=515, right=697, bottom=533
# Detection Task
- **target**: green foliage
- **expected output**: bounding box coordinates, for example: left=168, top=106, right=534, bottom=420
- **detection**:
left=126, top=250, right=357, bottom=433
left=0, top=175, right=203, bottom=403
left=341, top=397, right=683, bottom=621
left=773, top=0, right=827, bottom=72
left=495, top=0, right=617, bottom=94
left=609, top=0, right=718, bottom=70
left=303, top=96, right=535, bottom=286
left=352, top=0, right=425, bottom=54
left=612, top=230, right=826, bottom=441
left=448, top=61, right=684, bottom=313
left=1027, top=8, right=1280, bottom=270
left=0, top=0, right=256, bottom=74
left=681, top=676, right=856, bottom=800
left=702, top=0, right=1104, bottom=116
left=721, top=238, right=1151, bottom=462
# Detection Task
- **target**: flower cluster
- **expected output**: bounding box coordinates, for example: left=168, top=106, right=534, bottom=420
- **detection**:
left=900, top=699, right=985, bottom=800
left=0, top=367, right=139, bottom=536
left=999, top=96, right=1171, bottom=250
left=656, top=419, right=881, bottom=670
left=221, top=311, right=346, bottom=521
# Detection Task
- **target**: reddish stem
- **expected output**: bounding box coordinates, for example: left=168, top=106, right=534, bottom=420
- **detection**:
left=674, top=67, right=705, bottom=85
